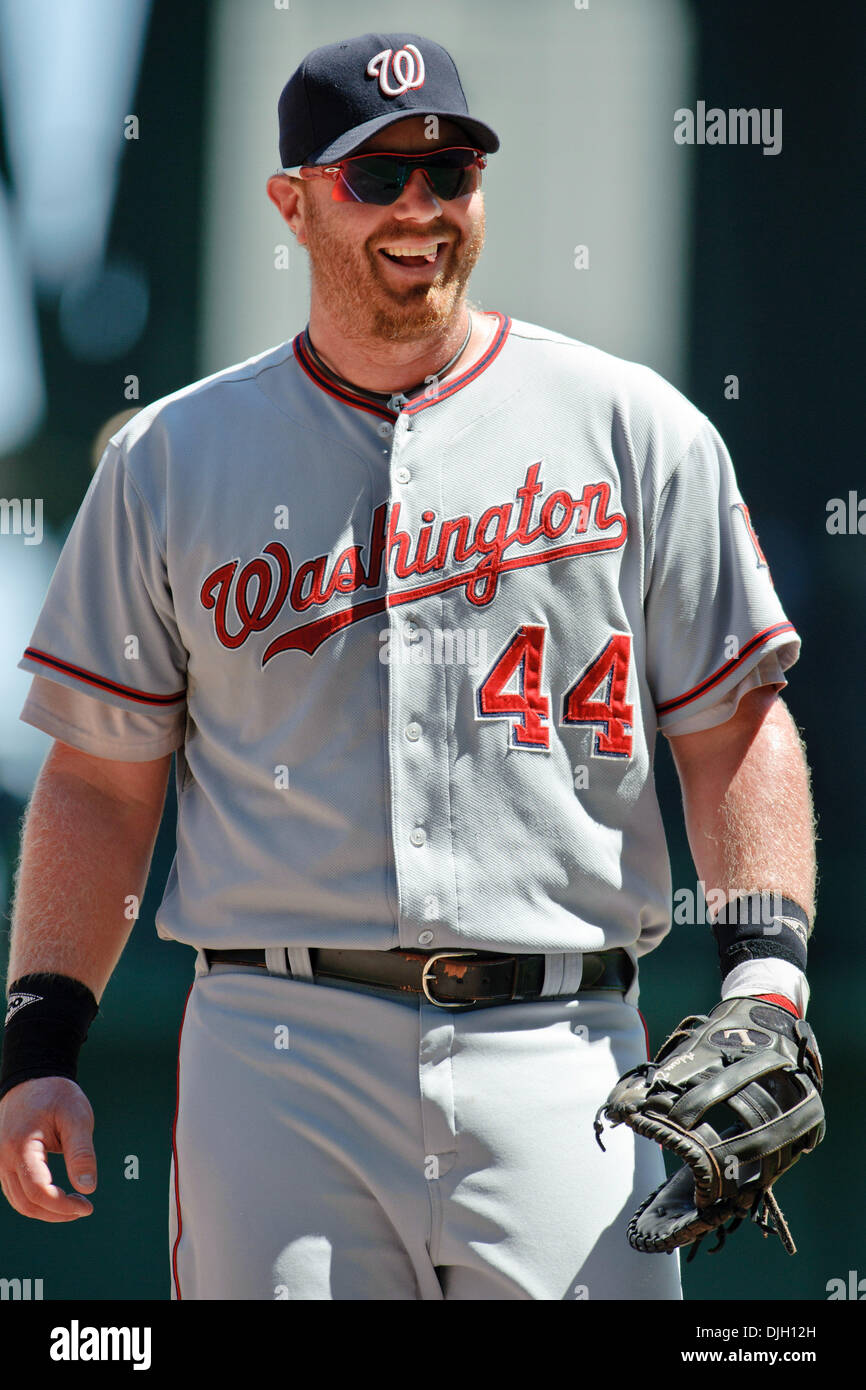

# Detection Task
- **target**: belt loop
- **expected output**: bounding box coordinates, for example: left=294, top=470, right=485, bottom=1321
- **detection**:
left=541, top=952, right=583, bottom=997
left=265, top=947, right=290, bottom=976
left=541, top=953, right=563, bottom=996
left=286, top=948, right=313, bottom=980
left=562, top=952, right=583, bottom=995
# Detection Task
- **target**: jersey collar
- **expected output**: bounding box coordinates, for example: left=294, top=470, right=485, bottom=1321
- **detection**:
left=292, top=311, right=511, bottom=421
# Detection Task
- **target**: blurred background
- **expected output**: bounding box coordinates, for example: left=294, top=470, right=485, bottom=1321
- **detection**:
left=0, top=0, right=862, bottom=1300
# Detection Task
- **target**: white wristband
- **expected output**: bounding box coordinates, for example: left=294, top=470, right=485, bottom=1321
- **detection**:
left=720, top=959, right=809, bottom=1017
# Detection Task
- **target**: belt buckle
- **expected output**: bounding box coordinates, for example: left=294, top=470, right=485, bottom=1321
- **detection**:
left=420, top=951, right=478, bottom=1008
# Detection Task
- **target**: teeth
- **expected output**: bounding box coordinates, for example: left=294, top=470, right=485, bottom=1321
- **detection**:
left=382, top=243, right=440, bottom=262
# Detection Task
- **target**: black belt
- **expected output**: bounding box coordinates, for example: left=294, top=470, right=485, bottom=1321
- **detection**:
left=203, top=946, right=634, bottom=1009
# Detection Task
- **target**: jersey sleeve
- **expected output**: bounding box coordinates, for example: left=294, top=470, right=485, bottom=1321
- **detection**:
left=644, top=416, right=799, bottom=733
left=17, top=439, right=188, bottom=759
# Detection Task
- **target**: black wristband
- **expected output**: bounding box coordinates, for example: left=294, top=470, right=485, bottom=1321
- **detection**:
left=711, top=893, right=809, bottom=979
left=0, top=974, right=99, bottom=1102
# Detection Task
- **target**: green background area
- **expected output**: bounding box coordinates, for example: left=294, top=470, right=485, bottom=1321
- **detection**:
left=0, top=0, right=863, bottom=1301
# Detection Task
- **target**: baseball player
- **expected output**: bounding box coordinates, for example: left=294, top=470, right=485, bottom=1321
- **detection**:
left=0, top=33, right=821, bottom=1300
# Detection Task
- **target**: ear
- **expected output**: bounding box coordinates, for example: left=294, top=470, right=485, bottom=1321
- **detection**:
left=266, top=175, right=308, bottom=245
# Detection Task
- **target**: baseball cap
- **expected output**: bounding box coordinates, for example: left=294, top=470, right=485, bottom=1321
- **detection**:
left=278, top=33, right=500, bottom=168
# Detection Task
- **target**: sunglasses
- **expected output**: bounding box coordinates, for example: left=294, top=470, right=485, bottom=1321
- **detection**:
left=282, top=146, right=487, bottom=206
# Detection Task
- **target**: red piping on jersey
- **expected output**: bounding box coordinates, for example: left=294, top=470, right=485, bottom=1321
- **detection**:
left=292, top=312, right=511, bottom=419
left=638, top=1009, right=651, bottom=1060
left=292, top=344, right=392, bottom=419
left=22, top=647, right=185, bottom=706
left=405, top=313, right=510, bottom=414
left=656, top=621, right=797, bottom=715
left=170, top=983, right=195, bottom=1301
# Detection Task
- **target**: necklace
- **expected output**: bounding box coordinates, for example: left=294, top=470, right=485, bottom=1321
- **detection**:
left=304, top=313, right=474, bottom=411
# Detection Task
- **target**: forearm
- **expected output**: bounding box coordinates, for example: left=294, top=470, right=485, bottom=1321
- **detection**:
left=8, top=767, right=164, bottom=1000
left=670, top=691, right=817, bottom=925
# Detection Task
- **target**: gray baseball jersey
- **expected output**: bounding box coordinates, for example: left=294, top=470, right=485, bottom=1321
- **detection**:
left=18, top=313, right=798, bottom=961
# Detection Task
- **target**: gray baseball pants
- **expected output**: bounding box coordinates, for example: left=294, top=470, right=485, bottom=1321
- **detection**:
left=168, top=950, right=682, bottom=1300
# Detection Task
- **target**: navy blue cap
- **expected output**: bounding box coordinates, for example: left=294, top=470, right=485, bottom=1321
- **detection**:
left=278, top=32, right=499, bottom=167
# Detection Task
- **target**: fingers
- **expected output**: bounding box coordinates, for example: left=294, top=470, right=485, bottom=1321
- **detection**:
left=17, top=1133, right=94, bottom=1218
left=55, top=1095, right=97, bottom=1195
left=1, top=1165, right=90, bottom=1223
left=0, top=1076, right=96, bottom=1222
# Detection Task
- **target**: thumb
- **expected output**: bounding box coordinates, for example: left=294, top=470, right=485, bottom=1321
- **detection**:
left=56, top=1096, right=97, bottom=1194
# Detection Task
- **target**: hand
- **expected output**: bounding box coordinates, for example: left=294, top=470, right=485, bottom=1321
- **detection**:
left=0, top=1077, right=97, bottom=1222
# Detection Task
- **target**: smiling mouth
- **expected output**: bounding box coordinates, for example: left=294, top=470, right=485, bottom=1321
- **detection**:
left=378, top=241, right=449, bottom=269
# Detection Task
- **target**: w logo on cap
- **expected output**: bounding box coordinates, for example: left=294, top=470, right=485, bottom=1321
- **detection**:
left=366, top=44, right=426, bottom=98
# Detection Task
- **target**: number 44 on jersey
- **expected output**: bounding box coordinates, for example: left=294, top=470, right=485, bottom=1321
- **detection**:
left=476, top=626, right=634, bottom=757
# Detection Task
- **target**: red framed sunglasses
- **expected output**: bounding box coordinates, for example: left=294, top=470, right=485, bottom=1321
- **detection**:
left=282, top=146, right=487, bottom=205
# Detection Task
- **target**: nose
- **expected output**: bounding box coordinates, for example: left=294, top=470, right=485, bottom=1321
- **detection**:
left=391, top=167, right=443, bottom=219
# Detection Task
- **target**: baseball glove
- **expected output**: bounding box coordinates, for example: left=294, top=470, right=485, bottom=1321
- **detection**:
left=593, top=996, right=825, bottom=1259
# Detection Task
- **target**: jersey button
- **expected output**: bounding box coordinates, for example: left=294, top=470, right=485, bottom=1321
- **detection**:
left=410, top=827, right=427, bottom=847
left=394, top=466, right=411, bottom=484
left=417, top=930, right=435, bottom=946
left=405, top=722, right=422, bottom=741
